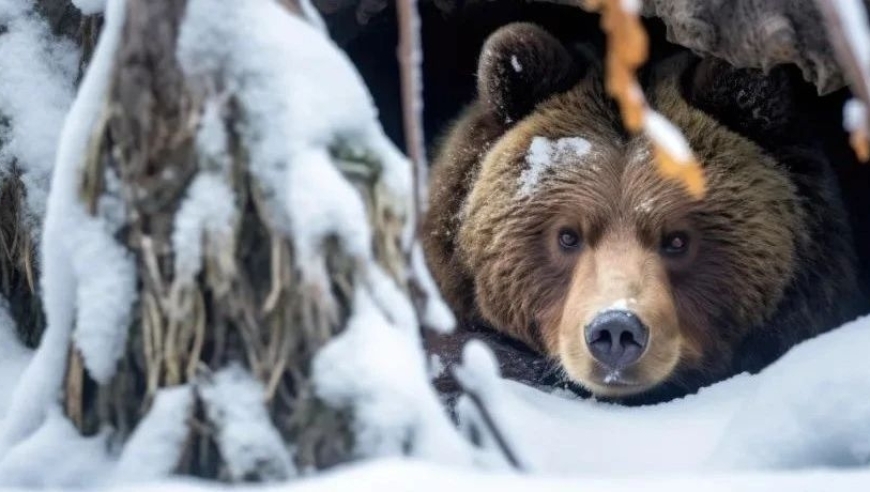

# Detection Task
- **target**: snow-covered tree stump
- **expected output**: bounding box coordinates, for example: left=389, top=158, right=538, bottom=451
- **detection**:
left=0, top=0, right=466, bottom=483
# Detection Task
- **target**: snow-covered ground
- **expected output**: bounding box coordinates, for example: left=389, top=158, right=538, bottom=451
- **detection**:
left=3, top=458, right=870, bottom=492
left=1, top=310, right=870, bottom=487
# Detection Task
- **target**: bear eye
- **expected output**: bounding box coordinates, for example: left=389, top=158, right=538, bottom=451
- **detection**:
left=558, top=228, right=581, bottom=251
left=661, top=231, right=690, bottom=257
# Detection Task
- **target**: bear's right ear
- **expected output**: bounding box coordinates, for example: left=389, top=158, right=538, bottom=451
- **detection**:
left=477, top=23, right=579, bottom=124
left=682, top=57, right=799, bottom=142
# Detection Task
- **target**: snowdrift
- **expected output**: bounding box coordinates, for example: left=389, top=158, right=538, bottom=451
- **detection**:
left=1, top=304, right=870, bottom=486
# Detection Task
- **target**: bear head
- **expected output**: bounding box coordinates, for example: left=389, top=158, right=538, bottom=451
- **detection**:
left=439, top=22, right=846, bottom=401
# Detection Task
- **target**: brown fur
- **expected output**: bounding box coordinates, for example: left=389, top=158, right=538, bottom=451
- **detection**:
left=422, top=23, right=862, bottom=402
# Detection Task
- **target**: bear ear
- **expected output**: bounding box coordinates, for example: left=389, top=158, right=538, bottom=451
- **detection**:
left=683, top=57, right=799, bottom=141
left=477, top=23, right=580, bottom=124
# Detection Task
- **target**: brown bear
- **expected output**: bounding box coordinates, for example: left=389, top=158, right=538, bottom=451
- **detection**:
left=422, top=22, right=865, bottom=404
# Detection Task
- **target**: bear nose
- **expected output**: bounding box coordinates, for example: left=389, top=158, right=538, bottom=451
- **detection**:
left=584, top=310, right=649, bottom=370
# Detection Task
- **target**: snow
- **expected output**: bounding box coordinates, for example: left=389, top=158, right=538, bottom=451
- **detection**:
left=0, top=0, right=79, bottom=234
left=313, top=284, right=477, bottom=465
left=510, top=55, right=522, bottom=73
left=0, top=0, right=131, bottom=459
left=53, top=0, right=135, bottom=386
left=518, top=136, right=592, bottom=198
left=112, top=386, right=194, bottom=483
left=177, top=0, right=412, bottom=284
left=620, top=0, right=642, bottom=15
left=172, top=99, right=237, bottom=284
left=72, top=0, right=107, bottom=15
left=0, top=407, right=112, bottom=488
left=634, top=197, right=655, bottom=213
left=411, top=243, right=455, bottom=333
left=451, top=315, right=870, bottom=475
left=198, top=364, right=294, bottom=481
left=708, top=316, right=870, bottom=469
left=599, top=298, right=637, bottom=313
left=643, top=110, right=693, bottom=162
left=844, top=98, right=866, bottom=133
left=297, top=0, right=327, bottom=33
left=3, top=458, right=870, bottom=492
left=428, top=354, right=445, bottom=380
left=172, top=175, right=237, bottom=284
left=366, top=263, right=421, bottom=341
left=0, top=302, right=32, bottom=419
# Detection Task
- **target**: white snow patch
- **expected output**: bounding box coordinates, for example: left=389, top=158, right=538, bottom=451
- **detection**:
left=844, top=98, right=866, bottom=133
left=452, top=341, right=531, bottom=470
left=0, top=0, right=79, bottom=233
left=72, top=0, right=107, bottom=14
left=172, top=173, right=237, bottom=284
left=510, top=55, right=522, bottom=73
left=635, top=197, right=655, bottom=214
left=518, top=136, right=591, bottom=198
left=452, top=339, right=501, bottom=397
left=0, top=0, right=130, bottom=458
left=643, top=110, right=693, bottom=162
left=428, top=354, right=445, bottom=380
left=198, top=364, right=294, bottom=481
left=57, top=0, right=136, bottom=385
left=620, top=0, right=642, bottom=15
left=177, top=0, right=412, bottom=283
left=411, top=242, right=455, bottom=333
left=602, top=370, right=622, bottom=385
left=0, top=407, right=112, bottom=488
left=313, top=285, right=476, bottom=465
left=0, top=301, right=32, bottom=419
left=593, top=298, right=639, bottom=318
left=112, top=386, right=194, bottom=483
left=366, top=263, right=420, bottom=339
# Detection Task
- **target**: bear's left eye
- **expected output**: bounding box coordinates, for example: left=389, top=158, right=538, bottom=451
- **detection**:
left=661, top=231, right=690, bottom=257
left=558, top=228, right=581, bottom=251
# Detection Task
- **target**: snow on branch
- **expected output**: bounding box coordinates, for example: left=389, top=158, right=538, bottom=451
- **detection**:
left=0, top=0, right=131, bottom=461
left=197, top=365, right=294, bottom=481
left=0, top=0, right=79, bottom=235
left=112, top=386, right=194, bottom=483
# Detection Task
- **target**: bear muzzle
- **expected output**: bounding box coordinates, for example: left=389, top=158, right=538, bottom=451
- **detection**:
left=555, top=240, right=684, bottom=398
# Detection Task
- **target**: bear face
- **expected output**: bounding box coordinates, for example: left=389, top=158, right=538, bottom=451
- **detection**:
left=423, top=23, right=861, bottom=402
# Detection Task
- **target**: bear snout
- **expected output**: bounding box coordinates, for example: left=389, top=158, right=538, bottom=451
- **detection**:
left=585, top=310, right=649, bottom=370
left=555, top=240, right=685, bottom=398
